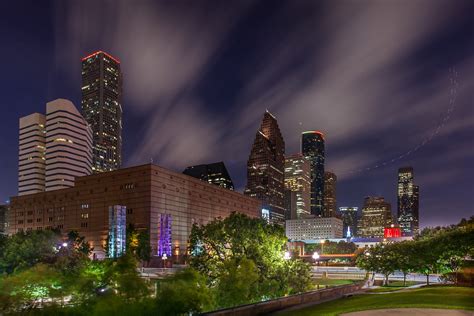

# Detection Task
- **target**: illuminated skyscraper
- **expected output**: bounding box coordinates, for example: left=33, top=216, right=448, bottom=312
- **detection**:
left=302, top=131, right=325, bottom=216
left=284, top=154, right=311, bottom=219
left=183, top=162, right=234, bottom=190
left=18, top=113, right=46, bottom=195
left=245, top=111, right=285, bottom=224
left=338, top=206, right=358, bottom=238
left=323, top=171, right=337, bottom=217
left=81, top=51, right=122, bottom=173
left=357, top=197, right=393, bottom=238
left=397, top=167, right=419, bottom=236
left=18, top=99, right=92, bottom=194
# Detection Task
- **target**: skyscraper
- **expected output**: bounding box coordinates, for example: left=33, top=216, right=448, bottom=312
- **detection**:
left=245, top=111, right=285, bottom=224
left=397, top=167, right=420, bottom=236
left=183, top=162, right=234, bottom=190
left=81, top=51, right=122, bottom=173
left=338, top=206, right=358, bottom=238
left=357, top=197, right=393, bottom=238
left=18, top=113, right=46, bottom=196
left=284, top=154, right=311, bottom=219
left=323, top=171, right=337, bottom=217
left=18, top=99, right=92, bottom=194
left=45, top=99, right=93, bottom=191
left=302, top=131, right=325, bottom=216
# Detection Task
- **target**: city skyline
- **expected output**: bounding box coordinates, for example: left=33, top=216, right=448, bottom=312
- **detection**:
left=0, top=1, right=473, bottom=228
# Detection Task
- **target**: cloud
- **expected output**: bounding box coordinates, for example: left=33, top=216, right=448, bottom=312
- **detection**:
left=51, top=0, right=474, bottom=186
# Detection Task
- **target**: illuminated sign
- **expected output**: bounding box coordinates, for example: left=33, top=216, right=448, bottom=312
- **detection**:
left=384, top=227, right=401, bottom=238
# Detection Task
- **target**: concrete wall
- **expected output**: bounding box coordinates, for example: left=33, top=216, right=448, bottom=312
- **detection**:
left=203, top=282, right=364, bottom=316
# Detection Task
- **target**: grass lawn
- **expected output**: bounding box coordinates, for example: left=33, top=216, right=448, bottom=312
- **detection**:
left=314, top=279, right=356, bottom=286
left=281, top=286, right=474, bottom=316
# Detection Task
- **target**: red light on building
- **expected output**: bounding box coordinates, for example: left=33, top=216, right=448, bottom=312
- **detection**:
left=384, top=227, right=401, bottom=238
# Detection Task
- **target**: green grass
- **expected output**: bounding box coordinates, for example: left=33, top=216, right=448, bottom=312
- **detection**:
left=314, top=279, right=355, bottom=286
left=280, top=286, right=474, bottom=316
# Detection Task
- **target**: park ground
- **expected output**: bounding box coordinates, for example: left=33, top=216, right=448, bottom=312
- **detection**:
left=279, top=286, right=474, bottom=316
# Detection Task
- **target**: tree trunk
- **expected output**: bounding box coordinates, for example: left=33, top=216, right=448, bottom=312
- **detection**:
left=385, top=274, right=389, bottom=286
left=403, top=273, right=406, bottom=287
left=426, top=274, right=430, bottom=285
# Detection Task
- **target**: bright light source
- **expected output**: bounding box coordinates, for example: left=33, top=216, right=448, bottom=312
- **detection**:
left=161, top=253, right=168, bottom=261
left=62, top=242, right=68, bottom=247
left=284, top=251, right=291, bottom=260
left=312, top=252, right=320, bottom=260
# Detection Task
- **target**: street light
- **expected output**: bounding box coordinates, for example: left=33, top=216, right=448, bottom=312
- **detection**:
left=320, top=240, right=325, bottom=255
left=284, top=251, right=291, bottom=260
left=312, top=252, right=320, bottom=260
left=62, top=242, right=68, bottom=248
left=162, top=253, right=168, bottom=268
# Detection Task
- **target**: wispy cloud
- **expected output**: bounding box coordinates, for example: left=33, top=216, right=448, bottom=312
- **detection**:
left=52, top=0, right=473, bottom=187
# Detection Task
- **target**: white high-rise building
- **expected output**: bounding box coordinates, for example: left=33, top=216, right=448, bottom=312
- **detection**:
left=286, top=216, right=343, bottom=241
left=18, top=113, right=46, bottom=196
left=18, top=99, right=92, bottom=195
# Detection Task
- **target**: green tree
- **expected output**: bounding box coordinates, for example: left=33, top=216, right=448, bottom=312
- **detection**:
left=103, top=253, right=150, bottom=300
left=215, top=257, right=259, bottom=308
left=189, top=212, right=312, bottom=303
left=155, top=268, right=214, bottom=315
left=0, top=230, right=61, bottom=274
left=136, top=229, right=152, bottom=264
left=0, top=264, right=65, bottom=313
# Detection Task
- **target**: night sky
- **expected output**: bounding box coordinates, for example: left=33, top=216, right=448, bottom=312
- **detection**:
left=1, top=1, right=473, bottom=228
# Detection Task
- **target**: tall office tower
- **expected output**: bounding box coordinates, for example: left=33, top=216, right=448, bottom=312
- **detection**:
left=397, top=167, right=419, bottom=236
left=45, top=99, right=93, bottom=191
left=302, top=131, right=325, bottom=216
left=18, top=113, right=46, bottom=196
left=284, top=154, right=311, bottom=219
left=338, top=206, right=358, bottom=238
left=245, top=111, right=286, bottom=224
left=81, top=51, right=122, bottom=173
left=323, top=171, right=337, bottom=217
left=357, top=197, right=393, bottom=238
left=183, top=162, right=234, bottom=190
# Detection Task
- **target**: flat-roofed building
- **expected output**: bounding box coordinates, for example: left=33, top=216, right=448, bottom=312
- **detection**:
left=18, top=113, right=46, bottom=196
left=286, top=216, right=343, bottom=241
left=284, top=154, right=311, bottom=219
left=8, top=164, right=261, bottom=261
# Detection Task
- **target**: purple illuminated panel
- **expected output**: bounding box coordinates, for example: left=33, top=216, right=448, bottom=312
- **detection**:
left=158, top=213, right=172, bottom=256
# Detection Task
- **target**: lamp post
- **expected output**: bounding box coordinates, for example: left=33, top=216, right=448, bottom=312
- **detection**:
left=312, top=251, right=320, bottom=266
left=162, top=253, right=168, bottom=268
left=320, top=240, right=325, bottom=255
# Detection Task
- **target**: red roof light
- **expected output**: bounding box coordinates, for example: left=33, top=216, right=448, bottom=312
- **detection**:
left=81, top=51, right=120, bottom=64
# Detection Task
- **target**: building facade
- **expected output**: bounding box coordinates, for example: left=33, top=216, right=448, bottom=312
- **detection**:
left=18, top=113, right=46, bottom=196
left=338, top=206, right=358, bottom=238
left=286, top=216, right=343, bottom=241
left=18, top=99, right=92, bottom=195
left=45, top=99, right=93, bottom=191
left=183, top=162, right=234, bottom=190
left=357, top=197, right=393, bottom=238
left=81, top=51, right=123, bottom=173
left=284, top=154, right=311, bottom=219
left=244, top=111, right=286, bottom=224
left=323, top=171, right=337, bottom=217
left=302, top=131, right=325, bottom=217
left=397, top=167, right=419, bottom=236
left=0, top=204, right=8, bottom=235
left=8, top=164, right=261, bottom=261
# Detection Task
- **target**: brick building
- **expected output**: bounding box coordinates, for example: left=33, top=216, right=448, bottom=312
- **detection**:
left=8, top=164, right=261, bottom=261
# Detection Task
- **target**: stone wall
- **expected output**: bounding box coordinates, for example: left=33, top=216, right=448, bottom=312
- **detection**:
left=203, top=283, right=364, bottom=316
